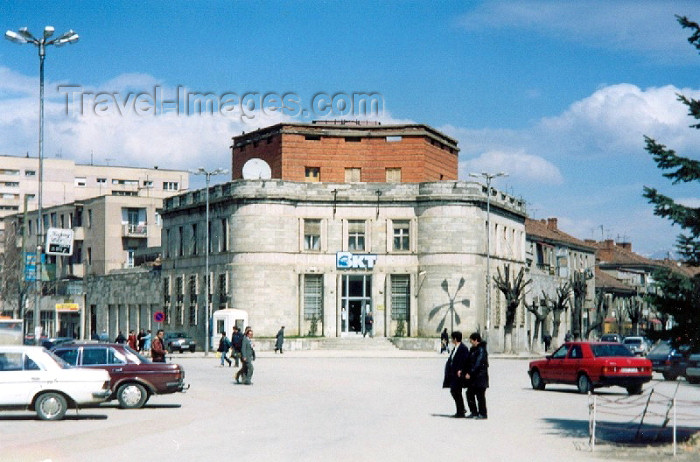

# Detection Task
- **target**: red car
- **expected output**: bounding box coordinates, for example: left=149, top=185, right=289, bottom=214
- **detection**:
left=52, top=343, right=188, bottom=408
left=528, top=341, right=652, bottom=395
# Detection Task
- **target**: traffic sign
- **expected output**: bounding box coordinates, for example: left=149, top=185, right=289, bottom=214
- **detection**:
left=153, top=311, right=165, bottom=322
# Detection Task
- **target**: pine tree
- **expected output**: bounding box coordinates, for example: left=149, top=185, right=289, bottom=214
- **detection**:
left=642, top=15, right=700, bottom=347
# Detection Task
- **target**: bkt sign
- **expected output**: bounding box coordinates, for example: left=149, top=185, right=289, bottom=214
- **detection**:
left=336, top=252, right=378, bottom=270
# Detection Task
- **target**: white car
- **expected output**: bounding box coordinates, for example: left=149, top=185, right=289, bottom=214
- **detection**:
left=0, top=346, right=111, bottom=420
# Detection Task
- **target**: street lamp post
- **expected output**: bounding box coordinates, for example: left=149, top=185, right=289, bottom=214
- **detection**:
left=469, top=172, right=508, bottom=339
left=189, top=167, right=229, bottom=356
left=6, top=26, right=78, bottom=343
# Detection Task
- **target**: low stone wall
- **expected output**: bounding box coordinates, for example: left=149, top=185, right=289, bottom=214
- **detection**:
left=388, top=337, right=441, bottom=351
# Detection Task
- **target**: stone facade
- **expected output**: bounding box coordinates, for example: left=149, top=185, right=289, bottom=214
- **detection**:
left=158, top=179, right=527, bottom=351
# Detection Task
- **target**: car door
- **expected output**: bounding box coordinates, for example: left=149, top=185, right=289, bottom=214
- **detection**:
left=81, top=347, right=129, bottom=387
left=560, top=344, right=583, bottom=384
left=0, top=352, right=46, bottom=405
left=541, top=344, right=569, bottom=382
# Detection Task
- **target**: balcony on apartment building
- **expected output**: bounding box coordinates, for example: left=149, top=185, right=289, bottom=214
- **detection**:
left=122, top=223, right=148, bottom=238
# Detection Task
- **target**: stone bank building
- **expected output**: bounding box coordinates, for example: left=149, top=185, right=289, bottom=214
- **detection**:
left=157, top=123, right=527, bottom=350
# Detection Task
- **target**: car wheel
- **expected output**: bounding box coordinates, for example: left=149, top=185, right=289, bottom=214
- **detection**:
left=35, top=392, right=68, bottom=421
left=687, top=377, right=700, bottom=385
left=168, top=345, right=174, bottom=354
left=626, top=384, right=643, bottom=395
left=530, top=370, right=545, bottom=390
left=662, top=372, right=678, bottom=381
left=117, top=383, right=148, bottom=409
left=577, top=374, right=593, bottom=394
left=189, top=345, right=196, bottom=353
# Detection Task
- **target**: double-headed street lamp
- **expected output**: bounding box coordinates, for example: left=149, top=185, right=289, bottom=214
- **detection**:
left=189, top=167, right=229, bottom=356
left=469, top=171, right=508, bottom=339
left=6, top=26, right=79, bottom=342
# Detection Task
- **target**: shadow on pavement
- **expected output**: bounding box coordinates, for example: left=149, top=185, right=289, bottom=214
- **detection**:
left=543, top=417, right=700, bottom=445
left=0, top=413, right=108, bottom=421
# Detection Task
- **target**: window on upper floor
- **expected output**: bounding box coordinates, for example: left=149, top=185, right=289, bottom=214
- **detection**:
left=345, top=168, right=361, bottom=182
left=75, top=177, right=87, bottom=187
left=348, top=220, right=366, bottom=251
left=392, top=220, right=410, bottom=251
left=386, top=168, right=401, bottom=183
left=305, top=167, right=320, bottom=182
left=303, top=219, right=321, bottom=251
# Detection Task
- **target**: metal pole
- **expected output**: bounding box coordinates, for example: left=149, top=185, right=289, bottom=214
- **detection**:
left=204, top=173, right=210, bottom=356
left=33, top=42, right=46, bottom=344
left=673, top=397, right=677, bottom=457
left=485, top=177, right=491, bottom=333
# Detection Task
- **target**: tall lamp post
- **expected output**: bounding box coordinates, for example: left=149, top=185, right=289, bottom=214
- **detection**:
left=469, top=171, right=508, bottom=339
left=189, top=167, right=228, bottom=355
left=6, top=26, right=79, bottom=343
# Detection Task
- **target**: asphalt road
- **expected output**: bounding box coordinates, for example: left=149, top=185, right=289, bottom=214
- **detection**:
left=1, top=352, right=699, bottom=462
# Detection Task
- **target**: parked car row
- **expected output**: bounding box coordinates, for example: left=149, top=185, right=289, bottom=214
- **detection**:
left=646, top=340, right=700, bottom=383
left=0, top=343, right=188, bottom=421
left=599, top=333, right=653, bottom=356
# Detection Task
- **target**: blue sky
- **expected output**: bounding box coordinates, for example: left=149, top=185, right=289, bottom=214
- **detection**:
left=1, top=1, right=699, bottom=257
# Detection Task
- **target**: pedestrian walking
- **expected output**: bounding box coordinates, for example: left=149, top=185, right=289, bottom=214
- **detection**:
left=465, top=332, right=489, bottom=420
left=440, top=328, right=449, bottom=354
left=275, top=326, right=285, bottom=354
left=137, top=329, right=146, bottom=352
left=143, top=329, right=152, bottom=355
left=442, top=331, right=469, bottom=417
left=238, top=328, right=255, bottom=385
left=115, top=331, right=126, bottom=344
left=564, top=331, right=573, bottom=342
left=231, top=326, right=243, bottom=368
left=543, top=333, right=552, bottom=352
left=127, top=330, right=138, bottom=350
left=363, top=310, right=374, bottom=338
left=151, top=329, right=167, bottom=363
left=218, top=331, right=232, bottom=367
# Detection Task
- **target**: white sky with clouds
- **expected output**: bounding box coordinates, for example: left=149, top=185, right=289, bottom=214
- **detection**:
left=1, top=1, right=699, bottom=257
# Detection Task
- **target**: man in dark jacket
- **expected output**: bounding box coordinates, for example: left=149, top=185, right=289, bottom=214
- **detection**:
left=465, top=332, right=489, bottom=419
left=151, top=329, right=167, bottom=363
left=442, top=331, right=470, bottom=418
left=218, top=331, right=232, bottom=367
left=231, top=326, right=243, bottom=368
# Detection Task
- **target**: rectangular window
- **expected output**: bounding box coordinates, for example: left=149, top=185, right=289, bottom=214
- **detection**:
left=305, top=167, right=320, bottom=182
left=50, top=213, right=57, bottom=227
left=176, top=276, right=184, bottom=324
left=163, top=277, right=171, bottom=305
left=188, top=275, right=198, bottom=325
left=392, top=220, right=410, bottom=251
left=163, top=181, right=179, bottom=191
left=345, top=168, right=361, bottom=182
left=75, top=177, right=87, bottom=187
left=143, top=180, right=153, bottom=188
left=218, top=273, right=228, bottom=309
left=112, top=179, right=138, bottom=186
left=303, top=274, right=323, bottom=320
left=25, top=170, right=36, bottom=176
left=87, top=210, right=93, bottom=228
left=220, top=218, right=228, bottom=252
left=2, top=182, right=19, bottom=187
left=304, top=135, right=321, bottom=141
left=191, top=223, right=198, bottom=256
left=96, top=177, right=106, bottom=183
left=386, top=136, right=402, bottom=142
left=348, top=220, right=365, bottom=251
left=344, top=137, right=361, bottom=142
left=391, top=275, right=410, bottom=320
left=386, top=168, right=402, bottom=183
left=126, top=248, right=135, bottom=268
left=303, top=219, right=321, bottom=251
left=178, top=226, right=184, bottom=256
left=87, top=247, right=92, bottom=265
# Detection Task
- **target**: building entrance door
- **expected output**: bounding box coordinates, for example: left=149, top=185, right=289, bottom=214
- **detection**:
left=341, top=275, right=371, bottom=336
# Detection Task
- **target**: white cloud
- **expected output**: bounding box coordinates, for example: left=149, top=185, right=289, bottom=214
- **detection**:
left=460, top=149, right=563, bottom=185
left=457, top=0, right=698, bottom=60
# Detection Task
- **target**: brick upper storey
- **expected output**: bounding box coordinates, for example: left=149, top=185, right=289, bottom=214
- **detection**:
left=229, top=121, right=459, bottom=183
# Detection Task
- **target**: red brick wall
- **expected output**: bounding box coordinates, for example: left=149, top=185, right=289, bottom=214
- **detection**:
left=232, top=131, right=457, bottom=182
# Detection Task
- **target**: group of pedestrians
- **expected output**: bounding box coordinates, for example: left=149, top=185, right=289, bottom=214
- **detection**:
left=92, top=328, right=152, bottom=354
left=443, top=331, right=489, bottom=420
left=218, top=326, right=256, bottom=385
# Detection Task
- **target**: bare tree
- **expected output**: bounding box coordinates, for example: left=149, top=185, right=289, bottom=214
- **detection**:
left=428, top=277, right=470, bottom=333
left=493, top=264, right=531, bottom=353
left=571, top=270, right=592, bottom=340
left=526, top=296, right=551, bottom=352
left=625, top=294, right=644, bottom=336
left=585, top=289, right=607, bottom=340
left=0, top=223, right=29, bottom=318
left=544, top=282, right=572, bottom=344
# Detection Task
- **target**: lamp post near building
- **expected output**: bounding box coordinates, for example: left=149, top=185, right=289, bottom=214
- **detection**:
left=5, top=26, right=79, bottom=343
left=469, top=171, right=508, bottom=340
left=189, top=167, right=228, bottom=356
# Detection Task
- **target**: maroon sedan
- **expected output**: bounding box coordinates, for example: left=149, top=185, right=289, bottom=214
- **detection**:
left=528, top=341, right=652, bottom=395
left=52, top=343, right=188, bottom=408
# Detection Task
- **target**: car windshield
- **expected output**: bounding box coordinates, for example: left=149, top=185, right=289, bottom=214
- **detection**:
left=591, top=343, right=635, bottom=358
left=624, top=338, right=642, bottom=345
left=123, top=345, right=151, bottom=363
left=45, top=349, right=71, bottom=369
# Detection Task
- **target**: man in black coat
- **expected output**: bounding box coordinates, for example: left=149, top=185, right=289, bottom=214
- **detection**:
left=465, top=332, right=489, bottom=419
left=442, top=331, right=470, bottom=418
